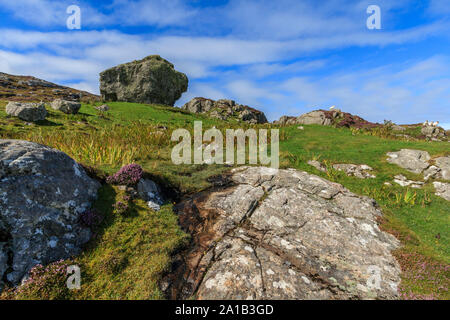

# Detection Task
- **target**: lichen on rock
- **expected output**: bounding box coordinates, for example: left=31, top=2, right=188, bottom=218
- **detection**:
left=165, top=167, right=401, bottom=300
left=0, top=139, right=100, bottom=289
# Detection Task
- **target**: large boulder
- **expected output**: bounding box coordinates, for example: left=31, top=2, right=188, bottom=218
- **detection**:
left=0, top=140, right=101, bottom=288
left=181, top=97, right=268, bottom=124
left=296, top=110, right=334, bottom=125
left=99, top=55, right=188, bottom=106
left=50, top=99, right=81, bottom=114
left=386, top=149, right=431, bottom=174
left=6, top=102, right=47, bottom=122
left=166, top=167, right=401, bottom=300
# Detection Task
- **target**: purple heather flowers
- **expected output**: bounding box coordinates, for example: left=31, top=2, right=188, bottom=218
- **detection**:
left=107, top=163, right=143, bottom=186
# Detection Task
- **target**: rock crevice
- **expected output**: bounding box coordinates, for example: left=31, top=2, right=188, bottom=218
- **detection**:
left=163, top=167, right=401, bottom=300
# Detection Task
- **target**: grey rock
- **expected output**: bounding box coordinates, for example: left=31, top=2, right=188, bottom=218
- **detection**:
left=421, top=125, right=446, bottom=139
left=307, top=160, right=327, bottom=172
left=391, top=124, right=406, bottom=131
left=6, top=102, right=47, bottom=122
left=332, top=164, right=376, bottom=179
left=100, top=55, right=188, bottom=106
left=434, top=157, right=450, bottom=180
left=393, top=175, right=424, bottom=188
left=95, top=104, right=110, bottom=112
left=172, top=167, right=401, bottom=300
left=433, top=182, right=450, bottom=201
left=0, top=139, right=100, bottom=287
left=137, top=179, right=163, bottom=211
left=0, top=242, right=7, bottom=291
left=182, top=97, right=268, bottom=124
left=50, top=99, right=81, bottom=114
left=386, top=149, right=431, bottom=174
left=296, top=110, right=333, bottom=126
left=308, top=161, right=375, bottom=179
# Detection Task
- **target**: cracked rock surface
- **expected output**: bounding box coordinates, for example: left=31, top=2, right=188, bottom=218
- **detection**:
left=0, top=139, right=100, bottom=288
left=166, top=167, right=401, bottom=300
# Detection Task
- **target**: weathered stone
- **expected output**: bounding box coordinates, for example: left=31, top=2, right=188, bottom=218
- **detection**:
left=434, top=157, right=450, bottom=180
left=307, top=160, right=327, bottom=172
left=332, top=164, right=376, bottom=179
left=51, top=99, right=81, bottom=114
left=168, top=167, right=401, bottom=300
left=421, top=125, right=446, bottom=139
left=393, top=175, right=424, bottom=188
left=6, top=102, right=47, bottom=122
left=0, top=139, right=100, bottom=287
left=391, top=124, right=406, bottom=131
left=137, top=179, right=163, bottom=211
left=433, top=182, right=450, bottom=201
left=386, top=149, right=430, bottom=174
left=308, top=161, right=375, bottom=179
left=181, top=97, right=268, bottom=124
left=100, top=55, right=188, bottom=106
left=95, top=104, right=110, bottom=112
left=296, top=110, right=333, bottom=126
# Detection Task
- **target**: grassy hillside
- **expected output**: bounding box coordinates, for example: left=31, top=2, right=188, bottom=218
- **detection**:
left=0, top=100, right=448, bottom=300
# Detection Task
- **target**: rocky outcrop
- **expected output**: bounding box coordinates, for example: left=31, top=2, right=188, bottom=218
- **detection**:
left=296, top=110, right=335, bottom=126
left=433, top=182, right=450, bottom=201
left=51, top=99, right=81, bottom=114
left=100, top=55, right=188, bottom=106
left=427, top=157, right=450, bottom=180
left=275, top=109, right=378, bottom=128
left=165, top=167, right=401, bottom=300
left=6, top=102, right=47, bottom=122
left=386, top=150, right=450, bottom=181
left=181, top=97, right=268, bottom=124
left=386, top=149, right=431, bottom=174
left=0, top=139, right=100, bottom=288
left=421, top=125, right=446, bottom=140
left=0, top=72, right=98, bottom=102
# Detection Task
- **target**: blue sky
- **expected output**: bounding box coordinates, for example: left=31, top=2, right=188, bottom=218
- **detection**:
left=0, top=0, right=449, bottom=127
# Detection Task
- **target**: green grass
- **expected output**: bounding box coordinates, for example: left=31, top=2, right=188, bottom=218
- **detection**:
left=0, top=100, right=448, bottom=299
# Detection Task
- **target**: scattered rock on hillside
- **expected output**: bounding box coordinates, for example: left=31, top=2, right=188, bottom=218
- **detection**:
left=307, top=160, right=327, bottom=172
left=333, top=164, right=376, bottom=179
left=0, top=139, right=100, bottom=288
left=95, top=104, right=110, bottom=112
left=166, top=167, right=401, bottom=300
left=181, top=97, right=268, bottom=124
left=297, top=110, right=335, bottom=125
left=275, top=109, right=379, bottom=128
left=386, top=149, right=431, bottom=174
left=433, top=182, right=450, bottom=201
left=6, top=102, right=47, bottom=122
left=393, top=175, right=424, bottom=188
left=307, top=160, right=375, bottom=178
left=137, top=179, right=164, bottom=211
left=391, top=124, right=406, bottom=131
left=0, top=72, right=98, bottom=102
left=51, top=99, right=81, bottom=114
left=100, top=55, right=188, bottom=106
left=421, top=125, right=446, bottom=140
left=433, top=157, right=450, bottom=180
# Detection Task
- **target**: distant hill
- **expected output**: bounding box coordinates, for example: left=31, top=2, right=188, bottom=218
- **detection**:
left=0, top=72, right=99, bottom=103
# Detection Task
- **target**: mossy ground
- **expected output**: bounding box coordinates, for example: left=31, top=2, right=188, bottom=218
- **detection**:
left=0, top=100, right=448, bottom=299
